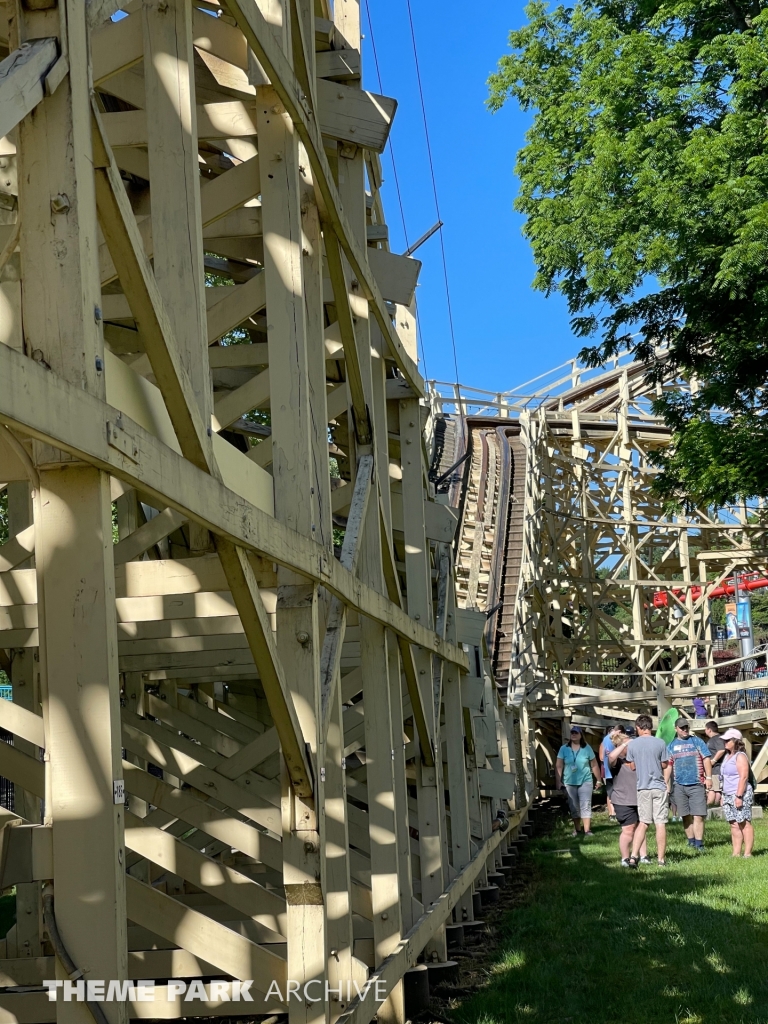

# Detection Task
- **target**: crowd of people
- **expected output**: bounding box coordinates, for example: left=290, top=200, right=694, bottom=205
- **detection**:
left=555, top=717, right=756, bottom=864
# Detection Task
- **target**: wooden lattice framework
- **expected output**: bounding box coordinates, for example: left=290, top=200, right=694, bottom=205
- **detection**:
left=427, top=363, right=768, bottom=788
left=0, top=2, right=533, bottom=1021
left=508, top=380, right=768, bottom=762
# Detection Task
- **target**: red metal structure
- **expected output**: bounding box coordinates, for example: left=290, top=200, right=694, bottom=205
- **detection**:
left=653, top=572, right=768, bottom=608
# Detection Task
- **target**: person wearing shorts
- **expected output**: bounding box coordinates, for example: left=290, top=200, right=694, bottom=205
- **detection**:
left=665, top=720, right=713, bottom=850
left=607, top=728, right=648, bottom=866
left=625, top=715, right=670, bottom=866
left=600, top=726, right=625, bottom=821
left=721, top=728, right=755, bottom=857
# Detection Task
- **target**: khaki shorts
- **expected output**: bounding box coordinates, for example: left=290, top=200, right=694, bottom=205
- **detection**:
left=711, top=775, right=722, bottom=793
left=637, top=789, right=669, bottom=825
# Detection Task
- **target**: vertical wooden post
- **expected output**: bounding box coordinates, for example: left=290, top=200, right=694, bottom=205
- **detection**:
left=142, top=0, right=211, bottom=423
left=443, top=564, right=472, bottom=922
left=295, top=42, right=354, bottom=1007
left=361, top=624, right=405, bottom=1024
left=143, top=0, right=212, bottom=558
left=332, top=5, right=407, bottom=1015
left=35, top=469, right=128, bottom=1023
left=387, top=632, right=414, bottom=934
left=10, top=648, right=41, bottom=959
left=399, top=397, right=447, bottom=960
left=619, top=374, right=647, bottom=693
left=323, top=685, right=358, bottom=1018
left=256, top=63, right=328, bottom=1024
left=16, top=0, right=128, bottom=1015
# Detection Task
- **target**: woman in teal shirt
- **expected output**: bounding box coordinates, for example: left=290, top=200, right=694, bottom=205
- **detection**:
left=556, top=727, right=603, bottom=836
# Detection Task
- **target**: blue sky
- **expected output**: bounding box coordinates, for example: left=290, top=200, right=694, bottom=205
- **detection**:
left=363, top=0, right=582, bottom=393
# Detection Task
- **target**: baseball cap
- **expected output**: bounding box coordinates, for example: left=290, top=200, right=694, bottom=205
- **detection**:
left=675, top=718, right=690, bottom=728
left=625, top=726, right=636, bottom=737
left=569, top=726, right=583, bottom=734
left=722, top=728, right=743, bottom=741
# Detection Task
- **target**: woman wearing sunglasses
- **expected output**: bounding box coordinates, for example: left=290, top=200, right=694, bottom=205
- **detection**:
left=720, top=728, right=755, bottom=857
left=556, top=726, right=603, bottom=836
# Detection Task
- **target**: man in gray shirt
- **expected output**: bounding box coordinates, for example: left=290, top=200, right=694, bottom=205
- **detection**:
left=626, top=714, right=670, bottom=866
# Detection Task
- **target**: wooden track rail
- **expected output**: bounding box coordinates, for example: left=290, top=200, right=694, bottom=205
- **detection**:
left=0, top=3, right=533, bottom=1022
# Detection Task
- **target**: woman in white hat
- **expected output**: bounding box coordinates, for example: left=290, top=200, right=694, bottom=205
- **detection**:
left=720, top=728, right=754, bottom=857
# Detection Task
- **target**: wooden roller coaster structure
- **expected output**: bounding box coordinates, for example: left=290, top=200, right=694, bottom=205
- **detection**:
left=429, top=353, right=768, bottom=792
left=0, top=2, right=533, bottom=1022
left=1, top=1, right=767, bottom=1018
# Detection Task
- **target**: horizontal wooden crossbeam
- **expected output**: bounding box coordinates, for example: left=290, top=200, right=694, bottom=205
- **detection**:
left=0, top=343, right=468, bottom=673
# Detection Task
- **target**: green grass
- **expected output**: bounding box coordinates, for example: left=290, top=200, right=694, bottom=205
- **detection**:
left=453, top=812, right=768, bottom=1024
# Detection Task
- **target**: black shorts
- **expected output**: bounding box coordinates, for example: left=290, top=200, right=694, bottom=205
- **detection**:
left=605, top=778, right=614, bottom=798
left=613, top=803, right=639, bottom=827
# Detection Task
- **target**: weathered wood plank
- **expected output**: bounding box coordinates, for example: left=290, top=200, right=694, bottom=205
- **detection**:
left=125, top=875, right=287, bottom=985
left=216, top=540, right=314, bottom=799
left=0, top=39, right=59, bottom=141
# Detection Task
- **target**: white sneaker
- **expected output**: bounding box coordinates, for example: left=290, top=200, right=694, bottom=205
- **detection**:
left=621, top=858, right=630, bottom=867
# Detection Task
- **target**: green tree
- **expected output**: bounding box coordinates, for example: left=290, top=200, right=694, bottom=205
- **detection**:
left=489, top=1, right=768, bottom=509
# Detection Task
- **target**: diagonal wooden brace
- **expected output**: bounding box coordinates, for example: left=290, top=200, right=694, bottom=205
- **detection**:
left=319, top=453, right=373, bottom=739
left=0, top=38, right=59, bottom=140
left=215, top=538, right=314, bottom=800
left=91, top=101, right=214, bottom=475
left=324, top=232, right=372, bottom=446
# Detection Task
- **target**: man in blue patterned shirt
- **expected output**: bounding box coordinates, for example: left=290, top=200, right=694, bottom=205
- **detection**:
left=664, top=719, right=713, bottom=850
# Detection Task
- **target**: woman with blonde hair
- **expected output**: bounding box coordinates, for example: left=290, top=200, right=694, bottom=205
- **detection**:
left=721, top=729, right=755, bottom=857
left=607, top=727, right=650, bottom=866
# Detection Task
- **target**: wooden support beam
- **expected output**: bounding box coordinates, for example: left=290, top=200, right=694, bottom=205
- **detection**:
left=0, top=738, right=45, bottom=798
left=214, top=369, right=270, bottom=431
left=215, top=540, right=314, bottom=799
left=0, top=524, right=35, bottom=571
left=102, top=101, right=257, bottom=147
left=336, top=815, right=521, bottom=1024
left=0, top=695, right=44, bottom=747
left=0, top=237, right=470, bottom=673
left=121, top=711, right=282, bottom=834
left=319, top=453, right=372, bottom=737
left=142, top=0, right=211, bottom=435
left=324, top=233, right=371, bottom=446
left=397, top=397, right=443, bottom=961
left=91, top=104, right=213, bottom=474
left=442, top=564, right=473, bottom=921
left=256, top=68, right=329, bottom=1024
left=125, top=875, right=287, bottom=986
left=124, top=810, right=287, bottom=929
left=17, top=2, right=130, bottom=1012
left=0, top=39, right=59, bottom=140
left=122, top=761, right=282, bottom=871
left=207, top=272, right=267, bottom=345
left=750, top=737, right=768, bottom=783
left=113, top=508, right=187, bottom=565
left=99, top=156, right=262, bottom=288
left=224, top=0, right=424, bottom=395
left=215, top=727, right=280, bottom=781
